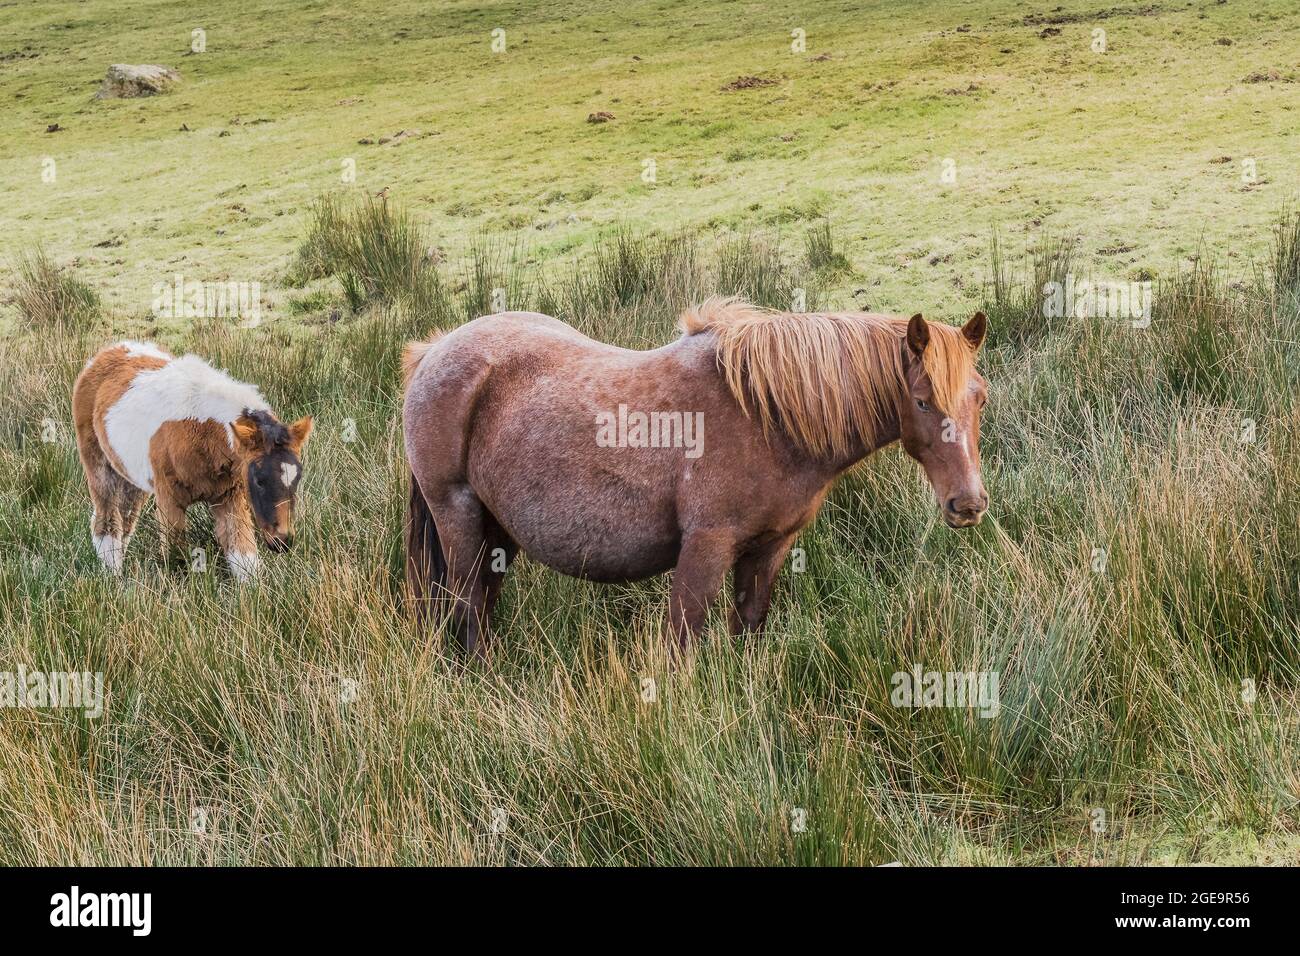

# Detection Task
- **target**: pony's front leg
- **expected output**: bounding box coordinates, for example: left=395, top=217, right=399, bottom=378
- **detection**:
left=212, top=492, right=260, bottom=582
left=667, top=531, right=734, bottom=650
left=729, top=532, right=798, bottom=636
left=154, top=484, right=189, bottom=569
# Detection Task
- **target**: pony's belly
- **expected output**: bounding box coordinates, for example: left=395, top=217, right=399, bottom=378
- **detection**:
left=485, top=489, right=681, bottom=583
left=469, top=419, right=690, bottom=582
left=520, top=529, right=679, bottom=583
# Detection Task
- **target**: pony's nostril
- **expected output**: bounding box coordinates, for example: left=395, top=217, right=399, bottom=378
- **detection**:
left=946, top=498, right=959, bottom=515
left=980, top=492, right=989, bottom=510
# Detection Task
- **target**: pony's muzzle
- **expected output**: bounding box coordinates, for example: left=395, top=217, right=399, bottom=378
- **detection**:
left=944, top=492, right=988, bottom=528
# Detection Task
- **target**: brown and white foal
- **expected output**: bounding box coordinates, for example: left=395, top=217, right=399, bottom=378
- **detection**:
left=73, top=341, right=312, bottom=579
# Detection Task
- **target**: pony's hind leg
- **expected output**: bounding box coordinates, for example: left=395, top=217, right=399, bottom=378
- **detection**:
left=88, top=501, right=124, bottom=573
left=481, top=511, right=518, bottom=621
left=431, top=485, right=495, bottom=660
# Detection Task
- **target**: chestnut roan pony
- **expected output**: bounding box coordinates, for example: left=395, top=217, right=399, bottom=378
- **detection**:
left=403, top=298, right=988, bottom=658
left=73, top=341, right=312, bottom=580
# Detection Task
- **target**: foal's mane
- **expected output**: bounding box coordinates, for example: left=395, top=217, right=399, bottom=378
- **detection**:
left=679, top=297, right=975, bottom=459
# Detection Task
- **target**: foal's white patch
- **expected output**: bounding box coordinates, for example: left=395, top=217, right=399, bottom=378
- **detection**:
left=226, top=550, right=261, bottom=582
left=88, top=340, right=171, bottom=370
left=102, top=354, right=271, bottom=492
left=280, top=462, right=298, bottom=487
left=119, top=340, right=172, bottom=362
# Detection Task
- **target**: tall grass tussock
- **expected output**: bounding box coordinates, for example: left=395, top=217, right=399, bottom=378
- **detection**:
left=8, top=247, right=101, bottom=330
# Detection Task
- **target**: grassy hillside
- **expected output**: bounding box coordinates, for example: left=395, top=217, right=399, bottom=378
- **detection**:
left=2, top=0, right=1299, bottom=325
left=0, top=0, right=1297, bottom=864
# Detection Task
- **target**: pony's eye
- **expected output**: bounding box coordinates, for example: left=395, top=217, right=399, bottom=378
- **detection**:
left=916, top=400, right=932, bottom=413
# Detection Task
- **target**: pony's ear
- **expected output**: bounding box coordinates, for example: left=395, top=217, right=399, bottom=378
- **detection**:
left=962, top=311, right=987, bottom=351
left=231, top=414, right=263, bottom=455
left=287, top=416, right=313, bottom=453
left=906, top=313, right=930, bottom=356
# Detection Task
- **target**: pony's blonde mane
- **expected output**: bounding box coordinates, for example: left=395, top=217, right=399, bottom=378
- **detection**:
left=679, top=296, right=976, bottom=459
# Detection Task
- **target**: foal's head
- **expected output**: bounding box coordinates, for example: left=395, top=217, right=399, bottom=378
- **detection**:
left=898, top=312, right=989, bottom=528
left=231, top=409, right=313, bottom=552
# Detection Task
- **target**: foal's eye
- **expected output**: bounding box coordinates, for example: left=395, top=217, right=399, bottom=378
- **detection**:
left=916, top=400, right=932, bottom=413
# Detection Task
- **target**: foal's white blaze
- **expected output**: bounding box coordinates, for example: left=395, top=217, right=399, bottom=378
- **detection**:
left=102, top=352, right=270, bottom=492
left=226, top=550, right=261, bottom=581
left=280, top=462, right=298, bottom=487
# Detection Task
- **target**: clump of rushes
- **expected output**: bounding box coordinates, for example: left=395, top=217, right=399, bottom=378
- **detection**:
left=803, top=218, right=852, bottom=277
left=1269, top=205, right=1300, bottom=301
left=293, top=192, right=443, bottom=316
left=10, top=247, right=101, bottom=329
left=981, top=228, right=1074, bottom=350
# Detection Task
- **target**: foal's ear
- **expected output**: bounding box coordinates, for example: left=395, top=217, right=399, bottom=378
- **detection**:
left=906, top=313, right=930, bottom=356
left=287, top=416, right=314, bottom=453
left=962, top=311, right=987, bottom=351
left=231, top=414, right=263, bottom=455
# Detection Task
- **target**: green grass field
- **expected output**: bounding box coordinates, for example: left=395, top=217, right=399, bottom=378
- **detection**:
left=0, top=0, right=1297, bottom=864
left=4, top=0, right=1299, bottom=325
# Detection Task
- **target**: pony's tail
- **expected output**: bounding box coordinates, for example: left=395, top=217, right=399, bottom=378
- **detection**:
left=403, top=330, right=448, bottom=617
left=405, top=469, right=446, bottom=617
left=401, top=334, right=443, bottom=389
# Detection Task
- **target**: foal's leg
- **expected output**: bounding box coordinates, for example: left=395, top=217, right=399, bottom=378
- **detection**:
left=88, top=489, right=125, bottom=573
left=729, top=532, right=798, bottom=636
left=119, top=486, right=148, bottom=552
left=77, top=432, right=130, bottom=573
left=431, top=485, right=494, bottom=660
left=211, top=492, right=260, bottom=582
left=667, top=530, right=735, bottom=650
left=154, top=482, right=189, bottom=568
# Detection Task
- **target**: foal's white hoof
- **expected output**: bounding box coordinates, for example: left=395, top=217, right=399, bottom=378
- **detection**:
left=93, top=535, right=125, bottom=574
left=226, top=551, right=261, bottom=582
